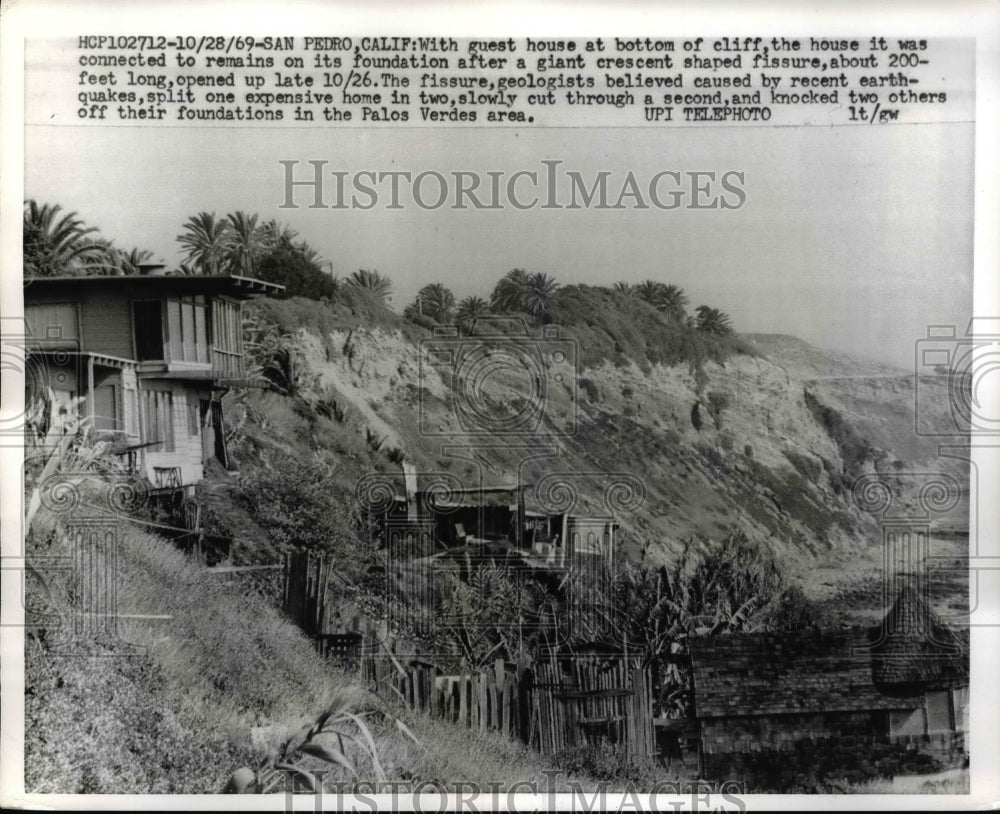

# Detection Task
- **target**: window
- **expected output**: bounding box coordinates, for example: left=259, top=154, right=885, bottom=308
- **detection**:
left=133, top=301, right=164, bottom=361
left=210, top=297, right=243, bottom=376
left=166, top=297, right=209, bottom=364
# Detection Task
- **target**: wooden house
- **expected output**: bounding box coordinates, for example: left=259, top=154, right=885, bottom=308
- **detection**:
left=23, top=272, right=282, bottom=492
left=689, top=586, right=969, bottom=786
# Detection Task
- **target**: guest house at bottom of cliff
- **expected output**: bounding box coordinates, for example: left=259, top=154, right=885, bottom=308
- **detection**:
left=689, top=585, right=969, bottom=789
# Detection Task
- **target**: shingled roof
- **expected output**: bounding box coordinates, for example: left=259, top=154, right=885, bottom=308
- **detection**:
left=690, top=629, right=923, bottom=718
left=690, top=587, right=968, bottom=720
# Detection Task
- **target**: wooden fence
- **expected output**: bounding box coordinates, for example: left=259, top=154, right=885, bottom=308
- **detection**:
left=362, top=644, right=655, bottom=757
left=284, top=551, right=656, bottom=757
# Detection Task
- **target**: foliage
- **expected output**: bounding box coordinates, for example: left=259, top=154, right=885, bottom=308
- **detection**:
left=574, top=530, right=825, bottom=717
left=548, top=284, right=752, bottom=375
left=489, top=268, right=530, bottom=313
left=706, top=390, right=731, bottom=430
left=455, top=296, right=491, bottom=332
left=255, top=237, right=336, bottom=299
left=177, top=211, right=232, bottom=275
left=226, top=211, right=269, bottom=277
left=235, top=453, right=373, bottom=567
left=177, top=210, right=325, bottom=281
left=404, top=283, right=456, bottom=324
left=551, top=742, right=658, bottom=786
left=346, top=269, right=393, bottom=305
left=523, top=271, right=560, bottom=322
left=23, top=200, right=114, bottom=277
left=434, top=558, right=528, bottom=669
left=695, top=305, right=734, bottom=336
left=632, top=280, right=688, bottom=322
left=225, top=696, right=391, bottom=792
left=803, top=389, right=874, bottom=479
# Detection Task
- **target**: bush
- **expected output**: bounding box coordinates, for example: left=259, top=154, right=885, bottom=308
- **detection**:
left=706, top=390, right=731, bottom=430
left=784, top=449, right=822, bottom=482
left=236, top=454, right=372, bottom=568
left=552, top=742, right=658, bottom=785
left=803, top=390, right=873, bottom=476
left=578, top=378, right=600, bottom=403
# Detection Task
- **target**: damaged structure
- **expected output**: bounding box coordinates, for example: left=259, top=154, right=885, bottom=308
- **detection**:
left=23, top=271, right=282, bottom=494
left=689, top=585, right=969, bottom=787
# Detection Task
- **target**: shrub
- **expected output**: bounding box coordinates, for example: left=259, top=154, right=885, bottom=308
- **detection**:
left=578, top=378, right=601, bottom=403
left=706, top=390, right=731, bottom=430
left=803, top=389, right=873, bottom=476
left=552, top=742, right=658, bottom=786
left=236, top=454, right=370, bottom=566
left=784, top=449, right=822, bottom=482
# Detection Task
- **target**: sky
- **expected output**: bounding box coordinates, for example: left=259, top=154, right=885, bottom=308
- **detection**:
left=24, top=55, right=974, bottom=372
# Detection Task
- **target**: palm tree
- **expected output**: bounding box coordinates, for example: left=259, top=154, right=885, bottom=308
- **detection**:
left=695, top=305, right=734, bottom=336
left=634, top=279, right=668, bottom=311
left=612, top=281, right=634, bottom=296
left=226, top=211, right=269, bottom=277
left=489, top=268, right=530, bottom=313
left=23, top=200, right=103, bottom=277
left=260, top=218, right=298, bottom=246
left=659, top=284, right=689, bottom=322
left=177, top=212, right=232, bottom=275
left=523, top=272, right=559, bottom=321
left=634, top=280, right=689, bottom=321
left=113, top=247, right=154, bottom=275
left=408, top=283, right=455, bottom=323
left=296, top=241, right=325, bottom=269
left=456, top=295, right=490, bottom=330
left=83, top=238, right=125, bottom=276
left=346, top=269, right=393, bottom=305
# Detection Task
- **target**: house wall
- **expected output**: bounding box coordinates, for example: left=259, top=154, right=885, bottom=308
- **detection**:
left=80, top=295, right=134, bottom=359
left=141, top=382, right=208, bottom=487
left=700, top=714, right=967, bottom=789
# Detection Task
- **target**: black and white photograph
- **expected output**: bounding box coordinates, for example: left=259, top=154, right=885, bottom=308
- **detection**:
left=2, top=1, right=998, bottom=810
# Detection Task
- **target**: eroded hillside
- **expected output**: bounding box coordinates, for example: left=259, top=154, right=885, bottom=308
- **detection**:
left=213, top=288, right=969, bottom=621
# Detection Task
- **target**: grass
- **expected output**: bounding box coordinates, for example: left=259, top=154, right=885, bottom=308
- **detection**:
left=23, top=504, right=605, bottom=794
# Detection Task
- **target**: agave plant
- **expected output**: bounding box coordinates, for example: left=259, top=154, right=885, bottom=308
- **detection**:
left=224, top=700, right=390, bottom=793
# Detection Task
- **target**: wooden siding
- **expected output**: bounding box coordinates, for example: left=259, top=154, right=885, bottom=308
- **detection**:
left=80, top=294, right=134, bottom=359
left=140, top=383, right=208, bottom=486
left=24, top=302, right=79, bottom=345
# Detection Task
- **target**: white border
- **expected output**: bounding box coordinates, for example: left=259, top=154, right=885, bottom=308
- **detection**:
left=2, top=1, right=998, bottom=810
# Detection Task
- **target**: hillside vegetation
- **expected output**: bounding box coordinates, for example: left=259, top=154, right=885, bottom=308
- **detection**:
left=24, top=506, right=581, bottom=793
left=220, top=284, right=966, bottom=605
